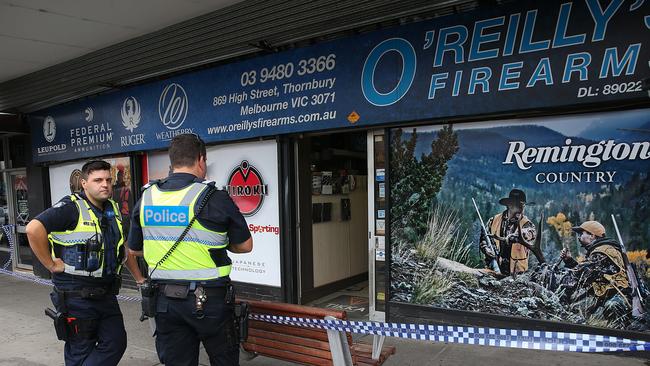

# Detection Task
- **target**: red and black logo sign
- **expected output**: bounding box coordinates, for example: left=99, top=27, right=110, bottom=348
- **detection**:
left=225, top=160, right=268, bottom=216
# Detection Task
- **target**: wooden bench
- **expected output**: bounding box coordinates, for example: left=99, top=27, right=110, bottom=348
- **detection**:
left=241, top=300, right=396, bottom=366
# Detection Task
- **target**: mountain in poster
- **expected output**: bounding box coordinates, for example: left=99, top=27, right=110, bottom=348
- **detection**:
left=407, top=123, right=650, bottom=196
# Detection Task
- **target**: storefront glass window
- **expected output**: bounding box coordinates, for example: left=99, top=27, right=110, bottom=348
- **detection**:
left=0, top=173, right=9, bottom=251
left=389, top=108, right=650, bottom=333
left=9, top=135, right=27, bottom=168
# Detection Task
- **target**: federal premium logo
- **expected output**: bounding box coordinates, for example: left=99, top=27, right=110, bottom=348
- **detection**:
left=224, top=160, right=269, bottom=216
left=159, top=83, right=188, bottom=130
left=70, top=105, right=113, bottom=152
left=84, top=107, right=94, bottom=122
left=43, top=116, right=56, bottom=142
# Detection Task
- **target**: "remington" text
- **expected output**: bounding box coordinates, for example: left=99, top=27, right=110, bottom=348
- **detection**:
left=503, top=139, right=650, bottom=170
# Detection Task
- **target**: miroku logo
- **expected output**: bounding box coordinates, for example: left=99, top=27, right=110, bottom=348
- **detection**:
left=143, top=205, right=189, bottom=226
left=121, top=96, right=141, bottom=132
left=43, top=116, right=56, bottom=142
left=224, top=160, right=268, bottom=216
left=159, top=83, right=188, bottom=130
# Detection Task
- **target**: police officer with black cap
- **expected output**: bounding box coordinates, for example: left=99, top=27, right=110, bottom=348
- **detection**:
left=27, top=160, right=145, bottom=366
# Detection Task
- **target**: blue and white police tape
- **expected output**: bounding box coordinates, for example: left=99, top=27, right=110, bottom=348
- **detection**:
left=2, top=225, right=15, bottom=270
left=249, top=314, right=650, bottom=353
left=0, top=267, right=142, bottom=302
left=0, top=225, right=142, bottom=302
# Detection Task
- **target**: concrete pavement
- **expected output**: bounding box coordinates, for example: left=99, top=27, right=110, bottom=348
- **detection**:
left=0, top=273, right=648, bottom=365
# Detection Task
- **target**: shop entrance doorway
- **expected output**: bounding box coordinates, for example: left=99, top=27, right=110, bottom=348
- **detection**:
left=295, top=130, right=386, bottom=321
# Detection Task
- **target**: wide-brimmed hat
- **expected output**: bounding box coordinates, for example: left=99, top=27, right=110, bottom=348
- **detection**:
left=571, top=221, right=606, bottom=237
left=498, top=189, right=528, bottom=206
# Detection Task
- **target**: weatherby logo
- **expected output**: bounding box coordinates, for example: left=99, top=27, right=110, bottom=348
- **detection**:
left=224, top=160, right=268, bottom=216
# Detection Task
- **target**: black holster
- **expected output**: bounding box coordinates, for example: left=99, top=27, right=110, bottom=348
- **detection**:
left=139, top=280, right=158, bottom=321
left=45, top=308, right=69, bottom=341
left=111, top=275, right=122, bottom=295
left=234, top=302, right=249, bottom=343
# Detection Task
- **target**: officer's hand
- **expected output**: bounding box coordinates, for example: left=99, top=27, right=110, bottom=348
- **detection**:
left=560, top=248, right=571, bottom=261
left=49, top=258, right=65, bottom=273
left=135, top=277, right=146, bottom=286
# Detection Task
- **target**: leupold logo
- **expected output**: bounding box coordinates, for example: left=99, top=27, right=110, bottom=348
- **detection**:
left=225, top=160, right=268, bottom=216
left=121, top=96, right=141, bottom=132
left=43, top=116, right=56, bottom=142
left=158, top=83, right=188, bottom=130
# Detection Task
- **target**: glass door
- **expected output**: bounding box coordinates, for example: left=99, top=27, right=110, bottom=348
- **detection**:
left=9, top=171, right=31, bottom=269
left=367, top=130, right=386, bottom=322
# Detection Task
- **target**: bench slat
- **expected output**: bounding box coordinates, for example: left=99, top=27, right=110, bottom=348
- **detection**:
left=248, top=328, right=332, bottom=351
left=244, top=343, right=333, bottom=366
left=350, top=343, right=397, bottom=365
left=247, top=299, right=346, bottom=319
left=249, top=320, right=331, bottom=342
left=246, top=335, right=333, bottom=360
left=350, top=343, right=396, bottom=355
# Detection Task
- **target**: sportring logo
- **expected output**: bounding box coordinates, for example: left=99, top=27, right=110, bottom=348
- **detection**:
left=224, top=160, right=269, bottom=216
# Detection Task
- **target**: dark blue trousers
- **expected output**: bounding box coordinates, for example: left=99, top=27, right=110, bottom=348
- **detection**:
left=155, top=292, right=239, bottom=366
left=50, top=290, right=127, bottom=366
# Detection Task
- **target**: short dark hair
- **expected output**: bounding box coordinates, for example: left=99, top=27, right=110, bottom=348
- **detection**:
left=81, top=160, right=111, bottom=179
left=169, top=134, right=206, bottom=168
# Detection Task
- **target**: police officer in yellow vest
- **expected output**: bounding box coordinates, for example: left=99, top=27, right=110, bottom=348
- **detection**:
left=26, top=160, right=145, bottom=366
left=128, top=134, right=253, bottom=366
left=479, top=189, right=537, bottom=275
left=561, top=221, right=630, bottom=305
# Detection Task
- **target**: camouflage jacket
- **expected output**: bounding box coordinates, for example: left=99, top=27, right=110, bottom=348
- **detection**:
left=564, top=237, right=630, bottom=298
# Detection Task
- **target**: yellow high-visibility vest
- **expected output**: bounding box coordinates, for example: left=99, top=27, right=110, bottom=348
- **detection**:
left=140, top=182, right=230, bottom=281
left=49, top=195, right=124, bottom=277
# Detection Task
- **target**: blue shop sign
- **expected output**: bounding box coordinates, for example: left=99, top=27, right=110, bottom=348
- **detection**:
left=30, top=0, right=649, bottom=163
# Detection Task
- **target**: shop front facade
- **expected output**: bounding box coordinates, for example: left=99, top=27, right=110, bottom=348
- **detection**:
left=28, top=0, right=650, bottom=337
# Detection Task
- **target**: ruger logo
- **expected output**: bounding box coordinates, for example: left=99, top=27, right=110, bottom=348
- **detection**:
left=225, top=160, right=268, bottom=216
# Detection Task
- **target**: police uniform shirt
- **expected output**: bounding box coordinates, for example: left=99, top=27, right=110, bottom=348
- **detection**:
left=34, top=191, right=122, bottom=287
left=128, top=173, right=251, bottom=284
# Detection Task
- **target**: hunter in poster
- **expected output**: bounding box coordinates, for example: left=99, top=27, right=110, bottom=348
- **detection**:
left=390, top=108, right=650, bottom=332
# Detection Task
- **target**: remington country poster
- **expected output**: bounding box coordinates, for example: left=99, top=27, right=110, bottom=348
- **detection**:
left=390, top=108, right=650, bottom=332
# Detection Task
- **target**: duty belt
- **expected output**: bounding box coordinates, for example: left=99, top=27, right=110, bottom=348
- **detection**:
left=159, top=284, right=227, bottom=299
left=54, top=285, right=117, bottom=299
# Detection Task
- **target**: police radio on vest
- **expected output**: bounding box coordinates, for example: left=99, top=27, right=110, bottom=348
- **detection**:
left=144, top=206, right=189, bottom=226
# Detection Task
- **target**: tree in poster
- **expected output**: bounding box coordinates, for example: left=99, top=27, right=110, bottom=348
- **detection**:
left=390, top=125, right=458, bottom=245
